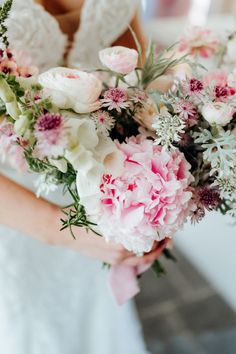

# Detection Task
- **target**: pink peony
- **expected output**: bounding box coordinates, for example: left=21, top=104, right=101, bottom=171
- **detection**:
left=179, top=26, right=219, bottom=58
left=99, top=46, right=138, bottom=75
left=96, top=136, right=193, bottom=254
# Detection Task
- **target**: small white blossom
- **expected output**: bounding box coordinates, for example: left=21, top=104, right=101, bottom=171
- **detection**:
left=152, top=108, right=186, bottom=147
left=34, top=174, right=58, bottom=198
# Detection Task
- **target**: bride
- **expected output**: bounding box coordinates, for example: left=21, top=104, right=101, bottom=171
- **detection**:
left=0, top=1, right=167, bottom=353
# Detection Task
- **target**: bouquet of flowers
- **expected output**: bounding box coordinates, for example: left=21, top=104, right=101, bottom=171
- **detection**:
left=0, top=1, right=235, bottom=302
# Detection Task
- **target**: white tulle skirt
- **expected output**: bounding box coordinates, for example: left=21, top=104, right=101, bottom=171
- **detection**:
left=0, top=164, right=149, bottom=354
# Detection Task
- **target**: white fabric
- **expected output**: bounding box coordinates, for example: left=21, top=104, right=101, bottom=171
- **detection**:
left=0, top=1, right=149, bottom=353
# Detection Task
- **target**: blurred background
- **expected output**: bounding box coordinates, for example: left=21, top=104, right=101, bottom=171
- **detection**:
left=137, top=1, right=236, bottom=353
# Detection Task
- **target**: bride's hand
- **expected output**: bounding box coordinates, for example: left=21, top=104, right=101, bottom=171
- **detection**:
left=62, top=230, right=134, bottom=265
left=121, top=238, right=171, bottom=267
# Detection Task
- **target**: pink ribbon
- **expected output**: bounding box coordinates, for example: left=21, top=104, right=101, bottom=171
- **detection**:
left=108, top=264, right=150, bottom=305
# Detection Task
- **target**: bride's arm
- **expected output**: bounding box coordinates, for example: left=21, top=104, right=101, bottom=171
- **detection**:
left=0, top=174, right=168, bottom=265
left=0, top=174, right=133, bottom=265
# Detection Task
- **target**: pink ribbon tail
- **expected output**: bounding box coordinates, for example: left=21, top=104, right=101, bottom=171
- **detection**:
left=108, top=264, right=151, bottom=305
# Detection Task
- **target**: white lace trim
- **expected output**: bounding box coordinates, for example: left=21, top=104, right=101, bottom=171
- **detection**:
left=5, top=0, right=67, bottom=71
left=3, top=0, right=139, bottom=71
left=68, top=0, right=139, bottom=69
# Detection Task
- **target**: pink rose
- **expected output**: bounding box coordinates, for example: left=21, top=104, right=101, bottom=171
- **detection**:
left=99, top=46, right=138, bottom=75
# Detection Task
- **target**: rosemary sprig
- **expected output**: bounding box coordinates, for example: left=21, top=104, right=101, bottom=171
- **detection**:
left=0, top=0, right=13, bottom=48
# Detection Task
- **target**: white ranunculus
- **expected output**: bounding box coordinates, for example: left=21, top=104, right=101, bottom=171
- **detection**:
left=201, top=102, right=234, bottom=126
left=38, top=67, right=102, bottom=113
left=99, top=46, right=138, bottom=75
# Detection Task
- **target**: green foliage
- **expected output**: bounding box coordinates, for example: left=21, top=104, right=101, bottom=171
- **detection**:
left=0, top=0, right=13, bottom=48
left=60, top=187, right=99, bottom=239
left=152, top=259, right=166, bottom=278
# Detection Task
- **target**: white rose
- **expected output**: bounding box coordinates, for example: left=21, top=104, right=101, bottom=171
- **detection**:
left=99, top=46, right=138, bottom=75
left=38, top=67, right=102, bottom=113
left=201, top=102, right=234, bottom=126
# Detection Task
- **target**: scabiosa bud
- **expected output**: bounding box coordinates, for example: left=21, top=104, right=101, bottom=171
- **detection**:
left=198, top=186, right=220, bottom=210
left=36, top=113, right=62, bottom=132
left=191, top=206, right=205, bottom=224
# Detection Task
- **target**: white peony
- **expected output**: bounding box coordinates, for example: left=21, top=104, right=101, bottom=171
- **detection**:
left=38, top=67, right=102, bottom=113
left=201, top=102, right=234, bottom=126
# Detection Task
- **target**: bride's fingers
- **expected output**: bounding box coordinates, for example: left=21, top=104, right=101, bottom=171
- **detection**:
left=121, top=238, right=170, bottom=267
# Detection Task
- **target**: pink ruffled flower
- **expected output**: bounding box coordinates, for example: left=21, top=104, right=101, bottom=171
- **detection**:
left=0, top=120, right=27, bottom=170
left=203, top=70, right=235, bottom=101
left=203, top=70, right=228, bottom=88
left=34, top=113, right=67, bottom=159
left=97, top=136, right=193, bottom=254
left=179, top=26, right=219, bottom=58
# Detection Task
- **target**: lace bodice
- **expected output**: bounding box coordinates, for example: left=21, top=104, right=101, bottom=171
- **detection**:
left=3, top=0, right=139, bottom=71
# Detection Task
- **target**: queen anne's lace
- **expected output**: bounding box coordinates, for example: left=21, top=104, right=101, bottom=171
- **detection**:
left=2, top=0, right=139, bottom=71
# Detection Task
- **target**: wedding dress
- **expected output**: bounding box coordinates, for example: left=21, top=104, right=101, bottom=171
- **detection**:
left=0, top=1, right=150, bottom=353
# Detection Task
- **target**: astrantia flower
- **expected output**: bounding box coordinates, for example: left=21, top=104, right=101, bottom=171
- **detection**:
left=101, top=88, right=129, bottom=112
left=92, top=136, right=193, bottom=254
left=190, top=206, right=205, bottom=224
left=173, top=100, right=198, bottom=126
left=34, top=113, right=67, bottom=159
left=91, top=110, right=115, bottom=136
left=130, top=89, right=147, bottom=104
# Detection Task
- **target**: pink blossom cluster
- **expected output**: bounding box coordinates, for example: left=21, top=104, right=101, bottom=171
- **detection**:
left=0, top=49, right=38, bottom=77
left=97, top=136, right=193, bottom=254
left=0, top=120, right=27, bottom=170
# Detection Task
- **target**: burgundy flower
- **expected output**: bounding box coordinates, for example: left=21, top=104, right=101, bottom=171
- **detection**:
left=198, top=186, right=220, bottom=210
left=189, top=78, right=203, bottom=93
